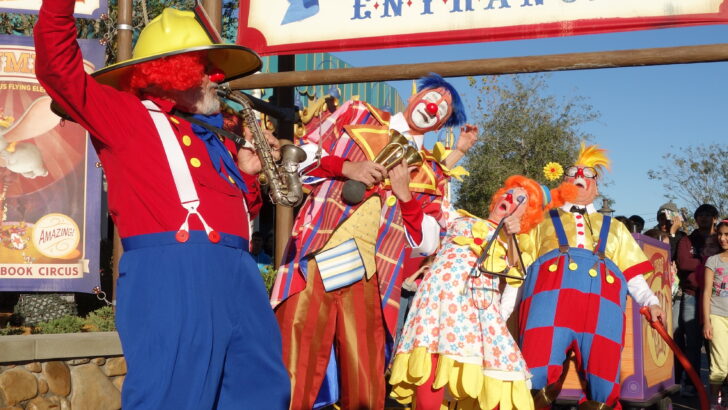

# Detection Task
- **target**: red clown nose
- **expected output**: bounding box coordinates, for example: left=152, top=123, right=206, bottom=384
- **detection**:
left=425, top=102, right=438, bottom=116
left=505, top=193, right=513, bottom=203
left=208, top=70, right=226, bottom=84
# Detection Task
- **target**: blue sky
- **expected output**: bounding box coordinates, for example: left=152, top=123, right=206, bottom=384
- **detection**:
left=332, top=24, right=728, bottom=224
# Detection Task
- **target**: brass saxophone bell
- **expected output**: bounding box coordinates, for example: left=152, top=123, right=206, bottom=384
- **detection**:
left=216, top=86, right=306, bottom=207
left=280, top=143, right=307, bottom=166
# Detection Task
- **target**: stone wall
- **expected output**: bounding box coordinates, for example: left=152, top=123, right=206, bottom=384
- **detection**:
left=0, top=333, right=124, bottom=410
left=0, top=357, right=125, bottom=409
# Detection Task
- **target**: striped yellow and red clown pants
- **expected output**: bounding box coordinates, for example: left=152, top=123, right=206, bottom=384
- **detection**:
left=275, top=260, right=387, bottom=410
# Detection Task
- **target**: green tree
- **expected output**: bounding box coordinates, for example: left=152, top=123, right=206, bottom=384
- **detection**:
left=647, top=144, right=728, bottom=217
left=454, top=74, right=599, bottom=216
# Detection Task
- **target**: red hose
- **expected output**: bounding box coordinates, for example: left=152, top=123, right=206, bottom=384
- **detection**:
left=640, top=306, right=709, bottom=410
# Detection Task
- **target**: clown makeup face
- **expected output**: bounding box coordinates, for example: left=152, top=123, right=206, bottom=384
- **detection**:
left=564, top=165, right=599, bottom=205
left=404, top=87, right=453, bottom=134
left=490, top=187, right=528, bottom=223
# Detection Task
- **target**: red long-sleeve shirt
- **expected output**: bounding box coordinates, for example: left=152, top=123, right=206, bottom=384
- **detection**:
left=34, top=0, right=260, bottom=240
left=676, top=230, right=708, bottom=294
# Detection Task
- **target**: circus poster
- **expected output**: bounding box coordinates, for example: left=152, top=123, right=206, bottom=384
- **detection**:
left=238, top=0, right=728, bottom=55
left=0, top=0, right=107, bottom=18
left=0, top=34, right=102, bottom=293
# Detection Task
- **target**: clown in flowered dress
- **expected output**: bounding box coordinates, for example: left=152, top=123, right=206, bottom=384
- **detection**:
left=390, top=176, right=576, bottom=410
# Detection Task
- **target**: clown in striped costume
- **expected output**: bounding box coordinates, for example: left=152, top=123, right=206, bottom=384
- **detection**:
left=271, top=74, right=478, bottom=409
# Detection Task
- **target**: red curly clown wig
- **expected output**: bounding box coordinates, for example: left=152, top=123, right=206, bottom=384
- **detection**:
left=489, top=175, right=579, bottom=233
left=124, top=52, right=209, bottom=95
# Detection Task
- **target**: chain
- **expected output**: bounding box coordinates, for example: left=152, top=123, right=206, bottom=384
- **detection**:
left=92, top=287, right=115, bottom=306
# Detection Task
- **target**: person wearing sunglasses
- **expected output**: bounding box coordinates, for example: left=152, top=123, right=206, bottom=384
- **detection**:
left=519, top=144, right=666, bottom=410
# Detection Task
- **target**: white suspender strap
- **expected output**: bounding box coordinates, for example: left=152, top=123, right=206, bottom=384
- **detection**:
left=142, top=100, right=219, bottom=243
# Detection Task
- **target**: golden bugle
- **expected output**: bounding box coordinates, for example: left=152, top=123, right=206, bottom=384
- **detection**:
left=341, top=130, right=423, bottom=205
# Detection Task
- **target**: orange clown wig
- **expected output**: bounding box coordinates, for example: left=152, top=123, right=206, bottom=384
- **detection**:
left=489, top=175, right=578, bottom=233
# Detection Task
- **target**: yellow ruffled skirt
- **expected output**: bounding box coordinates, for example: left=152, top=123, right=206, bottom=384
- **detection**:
left=389, top=347, right=534, bottom=410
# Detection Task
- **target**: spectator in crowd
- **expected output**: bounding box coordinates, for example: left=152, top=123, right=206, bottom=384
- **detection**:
left=675, top=203, right=720, bottom=397
left=702, top=219, right=728, bottom=409
left=629, top=214, right=645, bottom=234
left=250, top=231, right=273, bottom=266
left=615, top=215, right=635, bottom=234
left=644, top=228, right=670, bottom=243
left=656, top=201, right=686, bottom=260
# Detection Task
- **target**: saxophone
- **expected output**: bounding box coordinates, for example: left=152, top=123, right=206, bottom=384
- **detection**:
left=216, top=86, right=307, bottom=207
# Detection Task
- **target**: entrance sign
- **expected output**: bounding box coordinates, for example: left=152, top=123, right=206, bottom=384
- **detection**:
left=0, top=35, right=103, bottom=293
left=0, top=0, right=106, bottom=18
left=238, top=0, right=728, bottom=56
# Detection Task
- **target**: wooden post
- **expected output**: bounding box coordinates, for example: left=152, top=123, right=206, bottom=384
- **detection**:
left=202, top=0, right=222, bottom=34
left=230, top=43, right=728, bottom=89
left=273, top=55, right=296, bottom=268
left=110, top=0, right=134, bottom=303
left=115, top=0, right=133, bottom=61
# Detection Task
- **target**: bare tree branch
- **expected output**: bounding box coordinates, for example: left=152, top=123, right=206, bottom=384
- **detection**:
left=648, top=144, right=728, bottom=217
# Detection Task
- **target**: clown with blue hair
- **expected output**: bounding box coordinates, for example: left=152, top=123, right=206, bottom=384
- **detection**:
left=271, top=73, right=478, bottom=409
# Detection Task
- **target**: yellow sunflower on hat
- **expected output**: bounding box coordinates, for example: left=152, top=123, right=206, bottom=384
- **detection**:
left=543, top=162, right=563, bottom=181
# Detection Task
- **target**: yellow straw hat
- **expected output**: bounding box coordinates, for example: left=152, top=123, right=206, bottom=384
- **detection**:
left=92, top=8, right=261, bottom=89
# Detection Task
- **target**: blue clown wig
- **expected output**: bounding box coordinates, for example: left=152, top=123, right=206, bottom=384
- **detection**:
left=417, top=73, right=467, bottom=128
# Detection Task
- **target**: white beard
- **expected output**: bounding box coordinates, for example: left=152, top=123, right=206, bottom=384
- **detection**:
left=160, top=79, right=221, bottom=115
left=194, top=87, right=221, bottom=115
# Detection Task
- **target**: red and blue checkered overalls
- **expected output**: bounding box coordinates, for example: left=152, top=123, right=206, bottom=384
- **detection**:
left=519, top=210, right=627, bottom=408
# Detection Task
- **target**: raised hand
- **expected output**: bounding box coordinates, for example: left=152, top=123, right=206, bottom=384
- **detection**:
left=443, top=124, right=478, bottom=169
left=455, top=124, right=478, bottom=154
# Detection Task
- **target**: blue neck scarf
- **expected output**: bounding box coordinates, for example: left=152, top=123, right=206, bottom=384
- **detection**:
left=189, top=113, right=248, bottom=193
